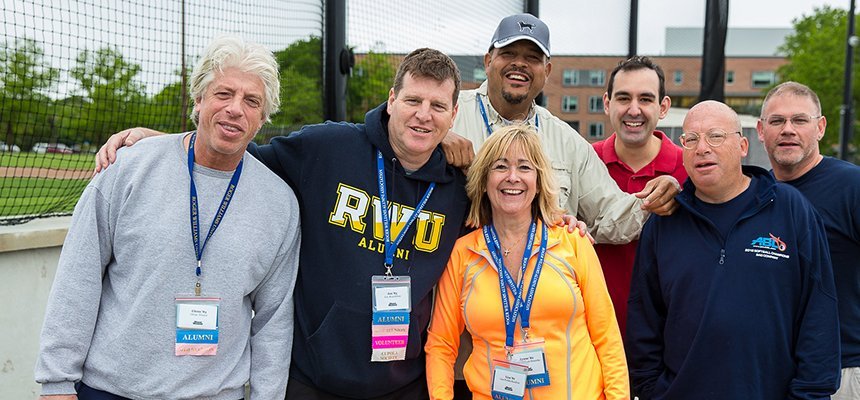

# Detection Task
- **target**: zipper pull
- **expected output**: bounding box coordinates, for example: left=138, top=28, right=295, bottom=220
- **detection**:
left=719, top=249, right=726, bottom=265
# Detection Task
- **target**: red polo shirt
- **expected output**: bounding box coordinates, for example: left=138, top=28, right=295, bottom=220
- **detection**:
left=592, top=131, right=687, bottom=337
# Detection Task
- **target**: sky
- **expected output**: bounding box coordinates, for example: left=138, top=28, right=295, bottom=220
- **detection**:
left=347, top=0, right=842, bottom=55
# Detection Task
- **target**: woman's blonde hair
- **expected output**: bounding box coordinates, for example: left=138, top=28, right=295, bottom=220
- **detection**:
left=465, top=124, right=564, bottom=227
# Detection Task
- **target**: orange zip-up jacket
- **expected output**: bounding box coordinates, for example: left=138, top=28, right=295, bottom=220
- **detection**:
left=425, top=223, right=629, bottom=400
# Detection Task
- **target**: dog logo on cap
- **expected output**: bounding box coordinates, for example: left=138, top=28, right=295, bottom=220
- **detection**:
left=518, top=21, right=535, bottom=33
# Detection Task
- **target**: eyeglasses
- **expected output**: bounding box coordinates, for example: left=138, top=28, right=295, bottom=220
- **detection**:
left=680, top=130, right=741, bottom=149
left=761, top=114, right=822, bottom=129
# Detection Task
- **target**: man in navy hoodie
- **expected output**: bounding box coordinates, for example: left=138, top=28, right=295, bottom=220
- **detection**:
left=94, top=48, right=470, bottom=399
left=757, top=81, right=860, bottom=400
left=626, top=100, right=840, bottom=399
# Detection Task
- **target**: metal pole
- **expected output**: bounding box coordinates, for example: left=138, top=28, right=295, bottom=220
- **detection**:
left=525, top=0, right=539, bottom=15
left=324, top=0, right=348, bottom=121
left=180, top=0, right=187, bottom=132
left=628, top=0, right=639, bottom=58
left=840, top=0, right=856, bottom=161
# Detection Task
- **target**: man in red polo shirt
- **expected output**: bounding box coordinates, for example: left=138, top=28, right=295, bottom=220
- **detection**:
left=592, top=56, right=687, bottom=337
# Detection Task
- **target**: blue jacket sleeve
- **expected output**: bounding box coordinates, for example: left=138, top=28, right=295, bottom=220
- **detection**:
left=625, top=218, right=666, bottom=398
left=788, top=204, right=840, bottom=399
left=246, top=130, right=304, bottom=191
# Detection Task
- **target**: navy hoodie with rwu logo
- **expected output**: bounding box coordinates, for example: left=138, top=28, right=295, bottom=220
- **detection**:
left=626, top=166, right=840, bottom=400
left=248, top=103, right=469, bottom=398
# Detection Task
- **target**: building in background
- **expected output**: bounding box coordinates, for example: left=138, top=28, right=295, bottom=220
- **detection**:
left=452, top=27, right=788, bottom=145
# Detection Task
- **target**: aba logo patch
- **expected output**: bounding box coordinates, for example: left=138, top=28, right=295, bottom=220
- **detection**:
left=750, top=233, right=787, bottom=251
left=745, top=233, right=790, bottom=260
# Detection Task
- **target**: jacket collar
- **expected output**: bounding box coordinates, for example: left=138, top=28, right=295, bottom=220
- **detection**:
left=364, top=102, right=459, bottom=184
left=468, top=220, right=562, bottom=265
left=678, top=165, right=776, bottom=208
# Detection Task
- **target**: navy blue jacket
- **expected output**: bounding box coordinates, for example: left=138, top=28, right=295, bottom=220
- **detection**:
left=249, top=103, right=469, bottom=398
left=782, top=157, right=860, bottom=368
left=626, top=166, right=840, bottom=400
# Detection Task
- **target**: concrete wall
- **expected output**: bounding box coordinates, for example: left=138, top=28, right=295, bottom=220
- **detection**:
left=0, top=217, right=68, bottom=399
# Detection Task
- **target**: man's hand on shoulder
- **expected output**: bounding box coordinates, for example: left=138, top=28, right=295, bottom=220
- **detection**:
left=555, top=214, right=595, bottom=244
left=636, top=175, right=681, bottom=216
left=94, top=127, right=165, bottom=174
left=441, top=129, right=475, bottom=171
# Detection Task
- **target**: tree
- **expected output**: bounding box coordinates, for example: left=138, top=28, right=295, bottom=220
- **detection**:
left=268, top=37, right=397, bottom=127
left=68, top=47, right=147, bottom=144
left=347, top=51, right=396, bottom=122
left=0, top=38, right=58, bottom=149
left=271, top=37, right=323, bottom=127
left=778, top=6, right=860, bottom=159
left=148, top=76, right=190, bottom=133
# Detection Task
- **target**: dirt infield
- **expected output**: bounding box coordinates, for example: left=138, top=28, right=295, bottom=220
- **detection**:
left=0, top=167, right=92, bottom=180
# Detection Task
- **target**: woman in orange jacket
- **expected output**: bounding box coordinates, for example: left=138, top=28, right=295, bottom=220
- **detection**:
left=425, top=124, right=628, bottom=400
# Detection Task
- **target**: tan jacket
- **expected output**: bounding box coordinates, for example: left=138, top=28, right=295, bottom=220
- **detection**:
left=452, top=81, right=647, bottom=244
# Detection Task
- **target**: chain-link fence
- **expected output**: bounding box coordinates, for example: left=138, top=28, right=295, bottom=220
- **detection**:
left=1, top=0, right=324, bottom=224
left=2, top=0, right=849, bottom=225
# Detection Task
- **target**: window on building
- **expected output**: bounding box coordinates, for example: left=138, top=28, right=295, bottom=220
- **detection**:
left=726, top=70, right=735, bottom=85
left=562, top=69, right=604, bottom=87
left=473, top=68, right=487, bottom=82
left=566, top=120, right=580, bottom=131
left=673, top=70, right=683, bottom=85
left=588, top=96, right=604, bottom=113
left=562, top=96, right=579, bottom=113
left=588, top=70, right=605, bottom=86
left=751, top=71, right=777, bottom=88
left=563, top=70, right=579, bottom=86
left=588, top=122, right=605, bottom=138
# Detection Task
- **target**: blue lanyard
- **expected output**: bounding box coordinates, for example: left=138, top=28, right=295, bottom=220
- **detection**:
left=376, top=150, right=435, bottom=274
left=483, top=220, right=548, bottom=349
left=188, top=132, right=243, bottom=294
left=477, top=96, right=539, bottom=137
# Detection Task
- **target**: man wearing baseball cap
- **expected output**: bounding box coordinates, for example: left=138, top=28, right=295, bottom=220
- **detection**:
left=446, top=13, right=680, bottom=245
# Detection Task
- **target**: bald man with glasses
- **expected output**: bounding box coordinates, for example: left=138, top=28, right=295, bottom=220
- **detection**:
left=625, top=100, right=840, bottom=399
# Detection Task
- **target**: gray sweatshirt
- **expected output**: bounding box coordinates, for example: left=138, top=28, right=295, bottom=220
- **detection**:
left=35, top=134, right=300, bottom=400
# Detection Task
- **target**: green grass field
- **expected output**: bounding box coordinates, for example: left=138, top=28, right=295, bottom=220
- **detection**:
left=0, top=152, right=93, bottom=169
left=0, top=177, right=90, bottom=218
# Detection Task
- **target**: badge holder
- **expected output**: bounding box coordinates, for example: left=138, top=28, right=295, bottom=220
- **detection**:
left=370, top=275, right=411, bottom=362
left=175, top=296, right=221, bottom=356
left=491, top=359, right=529, bottom=400
left=510, top=336, right=550, bottom=388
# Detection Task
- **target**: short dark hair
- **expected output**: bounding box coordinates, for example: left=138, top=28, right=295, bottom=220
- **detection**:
left=606, top=55, right=666, bottom=101
left=392, top=48, right=461, bottom=105
left=761, top=81, right=822, bottom=118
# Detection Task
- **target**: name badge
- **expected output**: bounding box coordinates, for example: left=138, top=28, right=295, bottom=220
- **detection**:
left=491, top=359, right=528, bottom=400
left=370, top=275, right=411, bottom=362
left=511, top=338, right=550, bottom=388
left=175, top=296, right=220, bottom=356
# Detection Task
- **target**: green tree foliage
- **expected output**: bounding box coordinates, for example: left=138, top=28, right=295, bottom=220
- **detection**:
left=271, top=36, right=323, bottom=127
left=0, top=38, right=59, bottom=149
left=347, top=52, right=396, bottom=122
left=778, top=6, right=860, bottom=158
left=68, top=47, right=147, bottom=145
left=148, top=76, right=191, bottom=133
left=269, top=36, right=397, bottom=126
